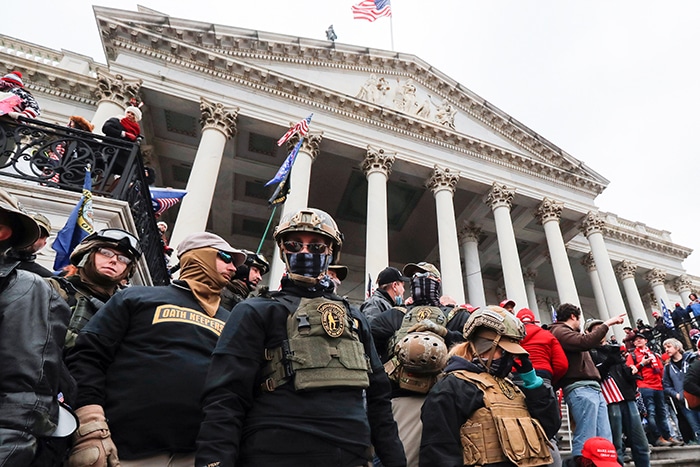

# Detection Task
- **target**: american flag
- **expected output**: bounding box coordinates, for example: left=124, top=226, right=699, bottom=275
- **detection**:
left=660, top=299, right=675, bottom=329
left=276, top=114, right=313, bottom=146
left=352, top=0, right=392, bottom=22
left=150, top=187, right=187, bottom=217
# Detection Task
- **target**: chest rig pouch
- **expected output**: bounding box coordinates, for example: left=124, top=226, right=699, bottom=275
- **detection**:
left=262, top=296, right=370, bottom=392
left=452, top=370, right=552, bottom=467
left=384, top=306, right=449, bottom=394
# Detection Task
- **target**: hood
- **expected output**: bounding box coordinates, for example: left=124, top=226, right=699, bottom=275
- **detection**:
left=444, top=355, right=484, bottom=374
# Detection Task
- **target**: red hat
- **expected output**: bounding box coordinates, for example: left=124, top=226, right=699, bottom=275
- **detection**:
left=2, top=71, right=23, bottom=87
left=581, top=437, right=621, bottom=467
left=457, top=303, right=480, bottom=313
left=499, top=299, right=516, bottom=309
left=516, top=308, right=538, bottom=324
left=675, top=303, right=681, bottom=307
left=652, top=311, right=660, bottom=318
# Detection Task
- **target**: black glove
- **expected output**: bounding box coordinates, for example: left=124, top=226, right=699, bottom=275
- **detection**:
left=513, top=354, right=534, bottom=374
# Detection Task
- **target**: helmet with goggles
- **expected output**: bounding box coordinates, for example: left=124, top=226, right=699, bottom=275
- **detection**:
left=273, top=208, right=343, bottom=262
left=70, top=228, right=142, bottom=267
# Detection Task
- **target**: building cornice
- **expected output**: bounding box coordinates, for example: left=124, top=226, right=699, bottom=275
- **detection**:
left=94, top=8, right=608, bottom=196
left=600, top=217, right=692, bottom=260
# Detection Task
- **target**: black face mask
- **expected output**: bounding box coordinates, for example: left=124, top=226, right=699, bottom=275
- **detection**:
left=285, top=252, right=331, bottom=279
left=411, top=275, right=441, bottom=306
left=473, top=353, right=514, bottom=378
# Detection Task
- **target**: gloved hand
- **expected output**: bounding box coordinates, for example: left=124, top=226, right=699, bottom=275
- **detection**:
left=6, top=111, right=21, bottom=119
left=66, top=405, right=120, bottom=467
left=513, top=353, right=534, bottom=374
left=124, top=132, right=137, bottom=141
left=407, top=319, right=448, bottom=337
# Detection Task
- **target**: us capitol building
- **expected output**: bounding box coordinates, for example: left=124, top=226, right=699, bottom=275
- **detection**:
left=1, top=5, right=695, bottom=340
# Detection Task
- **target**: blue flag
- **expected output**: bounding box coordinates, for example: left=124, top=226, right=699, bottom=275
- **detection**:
left=52, top=168, right=94, bottom=270
left=551, top=305, right=558, bottom=323
left=660, top=299, right=675, bottom=329
left=266, top=138, right=303, bottom=187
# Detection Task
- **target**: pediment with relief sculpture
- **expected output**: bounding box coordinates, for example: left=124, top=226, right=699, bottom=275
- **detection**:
left=94, top=5, right=609, bottom=195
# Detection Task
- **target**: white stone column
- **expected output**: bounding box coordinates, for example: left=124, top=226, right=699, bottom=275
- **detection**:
left=92, top=70, right=142, bottom=134
left=427, top=166, right=465, bottom=304
left=580, top=253, right=604, bottom=323
left=535, top=198, right=581, bottom=308
left=646, top=268, right=671, bottom=314
left=523, top=269, right=542, bottom=322
left=170, top=98, right=237, bottom=250
left=485, top=183, right=527, bottom=308
left=267, top=133, right=323, bottom=288
left=362, top=147, right=395, bottom=284
left=614, top=260, right=648, bottom=324
left=581, top=212, right=630, bottom=340
left=674, top=275, right=693, bottom=307
left=459, top=223, right=486, bottom=307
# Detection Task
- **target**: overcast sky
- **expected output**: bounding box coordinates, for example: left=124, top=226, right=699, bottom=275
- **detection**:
left=5, top=1, right=700, bottom=274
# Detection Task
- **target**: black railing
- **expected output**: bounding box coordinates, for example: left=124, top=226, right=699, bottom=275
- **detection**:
left=0, top=116, right=169, bottom=285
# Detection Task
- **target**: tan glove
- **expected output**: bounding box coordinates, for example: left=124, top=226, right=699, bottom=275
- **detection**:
left=407, top=319, right=448, bottom=337
left=66, top=404, right=120, bottom=467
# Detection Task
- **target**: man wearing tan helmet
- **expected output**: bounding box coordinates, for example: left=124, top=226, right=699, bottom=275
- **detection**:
left=0, top=188, right=73, bottom=466
left=65, top=231, right=245, bottom=466
left=196, top=208, right=405, bottom=467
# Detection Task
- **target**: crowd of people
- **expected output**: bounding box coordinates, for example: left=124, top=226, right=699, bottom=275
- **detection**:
left=3, top=73, right=700, bottom=465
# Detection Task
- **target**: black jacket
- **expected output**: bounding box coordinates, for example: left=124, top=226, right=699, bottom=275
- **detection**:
left=360, top=288, right=395, bottom=323
left=589, top=344, right=638, bottom=401
left=5, top=249, right=53, bottom=277
left=420, top=356, right=561, bottom=467
left=0, top=257, right=72, bottom=466
left=65, top=281, right=229, bottom=460
left=196, top=279, right=406, bottom=467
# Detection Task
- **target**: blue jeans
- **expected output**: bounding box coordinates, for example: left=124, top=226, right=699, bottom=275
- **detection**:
left=639, top=387, right=671, bottom=439
left=608, top=401, right=650, bottom=467
left=564, top=384, right=613, bottom=457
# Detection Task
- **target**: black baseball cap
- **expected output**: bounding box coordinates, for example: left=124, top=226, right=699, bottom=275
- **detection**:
left=377, top=266, right=409, bottom=286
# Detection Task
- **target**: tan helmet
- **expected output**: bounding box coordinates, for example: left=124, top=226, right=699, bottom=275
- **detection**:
left=273, top=208, right=343, bottom=262
left=394, top=331, right=448, bottom=373
left=463, top=305, right=527, bottom=355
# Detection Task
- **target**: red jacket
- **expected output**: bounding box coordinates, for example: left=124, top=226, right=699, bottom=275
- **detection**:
left=626, top=346, right=664, bottom=390
left=520, top=323, right=569, bottom=385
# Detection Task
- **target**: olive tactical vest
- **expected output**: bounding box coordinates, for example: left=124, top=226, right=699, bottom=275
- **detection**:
left=451, top=370, right=553, bottom=467
left=260, top=296, right=371, bottom=392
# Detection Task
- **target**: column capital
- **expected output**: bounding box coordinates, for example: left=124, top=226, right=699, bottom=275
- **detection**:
left=580, top=252, right=596, bottom=272
left=674, top=274, right=693, bottom=293
left=535, top=197, right=564, bottom=225
left=200, top=97, right=238, bottom=139
left=614, top=260, right=637, bottom=280
left=485, top=182, right=514, bottom=211
left=645, top=268, right=667, bottom=287
left=361, top=146, right=395, bottom=177
left=524, top=269, right=537, bottom=284
left=426, top=165, right=459, bottom=195
left=287, top=132, right=323, bottom=161
left=94, top=69, right=142, bottom=105
left=580, top=211, right=605, bottom=238
left=458, top=223, right=482, bottom=244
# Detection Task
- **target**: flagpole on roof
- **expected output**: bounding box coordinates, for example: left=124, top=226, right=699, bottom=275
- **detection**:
left=389, top=14, right=394, bottom=51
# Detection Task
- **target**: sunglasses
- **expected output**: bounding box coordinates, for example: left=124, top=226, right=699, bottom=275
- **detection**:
left=282, top=241, right=329, bottom=255
left=217, top=251, right=236, bottom=264
left=96, top=247, right=132, bottom=265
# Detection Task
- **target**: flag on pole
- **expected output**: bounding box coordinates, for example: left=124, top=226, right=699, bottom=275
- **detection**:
left=551, top=305, right=558, bottom=323
left=52, top=167, right=94, bottom=270
left=366, top=274, right=373, bottom=299
left=150, top=187, right=187, bottom=217
left=267, top=138, right=303, bottom=205
left=660, top=299, right=675, bottom=329
left=276, top=114, right=313, bottom=146
left=352, top=0, right=392, bottom=22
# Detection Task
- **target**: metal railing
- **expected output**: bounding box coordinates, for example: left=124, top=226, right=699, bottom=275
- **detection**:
left=0, top=116, right=169, bottom=285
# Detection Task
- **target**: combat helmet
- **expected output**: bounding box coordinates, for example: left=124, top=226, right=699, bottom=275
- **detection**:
left=394, top=331, right=448, bottom=373
left=273, top=208, right=343, bottom=262
left=463, top=305, right=527, bottom=362
left=232, top=249, right=270, bottom=284
left=70, top=228, right=142, bottom=276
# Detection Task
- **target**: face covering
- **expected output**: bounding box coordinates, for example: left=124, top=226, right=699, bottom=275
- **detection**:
left=285, top=252, right=332, bottom=279
left=488, top=354, right=515, bottom=378
left=394, top=295, right=403, bottom=306
left=411, top=274, right=441, bottom=306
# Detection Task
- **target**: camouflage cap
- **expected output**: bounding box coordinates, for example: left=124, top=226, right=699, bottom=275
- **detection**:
left=32, top=213, right=51, bottom=237
left=402, top=262, right=441, bottom=280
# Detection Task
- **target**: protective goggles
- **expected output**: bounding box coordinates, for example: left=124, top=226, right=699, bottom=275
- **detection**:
left=86, top=228, right=142, bottom=259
